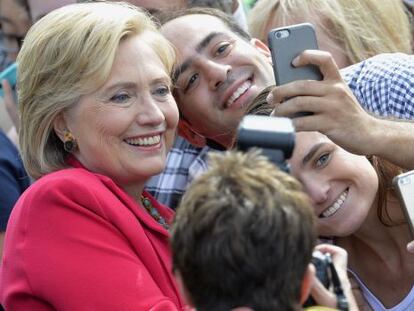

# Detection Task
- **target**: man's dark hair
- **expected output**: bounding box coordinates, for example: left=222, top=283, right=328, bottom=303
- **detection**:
left=171, top=150, right=317, bottom=311
left=187, top=0, right=233, bottom=14
left=157, top=6, right=251, bottom=41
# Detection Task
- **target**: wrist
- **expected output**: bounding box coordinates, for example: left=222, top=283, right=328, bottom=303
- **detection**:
left=359, top=114, right=384, bottom=157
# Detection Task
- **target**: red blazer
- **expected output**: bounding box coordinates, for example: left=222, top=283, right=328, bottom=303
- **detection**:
left=0, top=157, right=186, bottom=310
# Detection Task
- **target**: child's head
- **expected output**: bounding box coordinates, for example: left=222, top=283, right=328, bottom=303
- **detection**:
left=171, top=150, right=316, bottom=310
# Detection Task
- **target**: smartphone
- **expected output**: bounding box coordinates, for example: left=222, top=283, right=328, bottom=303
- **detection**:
left=268, top=23, right=322, bottom=85
left=0, top=62, right=17, bottom=97
left=393, top=170, right=414, bottom=237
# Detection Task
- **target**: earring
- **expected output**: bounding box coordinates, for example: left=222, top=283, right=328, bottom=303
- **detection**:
left=63, top=131, right=77, bottom=153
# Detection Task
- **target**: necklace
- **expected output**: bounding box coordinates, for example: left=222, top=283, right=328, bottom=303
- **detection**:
left=141, top=195, right=170, bottom=231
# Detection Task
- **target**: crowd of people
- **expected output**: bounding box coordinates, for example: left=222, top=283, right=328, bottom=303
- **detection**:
left=0, top=0, right=413, bottom=310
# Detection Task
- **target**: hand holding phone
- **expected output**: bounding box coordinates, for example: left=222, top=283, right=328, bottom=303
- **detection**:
left=267, top=23, right=322, bottom=117
left=268, top=23, right=322, bottom=85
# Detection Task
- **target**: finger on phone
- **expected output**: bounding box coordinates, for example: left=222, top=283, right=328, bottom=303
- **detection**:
left=293, top=50, right=341, bottom=81
left=272, top=80, right=327, bottom=104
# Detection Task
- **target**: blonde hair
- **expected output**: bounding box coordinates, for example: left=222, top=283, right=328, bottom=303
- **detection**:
left=248, top=0, right=412, bottom=64
left=18, top=2, right=176, bottom=179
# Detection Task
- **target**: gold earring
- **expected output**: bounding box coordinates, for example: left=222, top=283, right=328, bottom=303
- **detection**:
left=63, top=131, right=77, bottom=153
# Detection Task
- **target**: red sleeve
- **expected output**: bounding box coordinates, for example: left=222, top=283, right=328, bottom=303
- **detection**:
left=1, top=170, right=182, bottom=311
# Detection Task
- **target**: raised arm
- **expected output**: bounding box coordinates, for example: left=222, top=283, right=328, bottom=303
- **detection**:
left=270, top=51, right=414, bottom=170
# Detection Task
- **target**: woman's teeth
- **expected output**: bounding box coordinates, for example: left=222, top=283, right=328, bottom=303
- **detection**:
left=125, top=135, right=161, bottom=146
left=320, top=189, right=348, bottom=218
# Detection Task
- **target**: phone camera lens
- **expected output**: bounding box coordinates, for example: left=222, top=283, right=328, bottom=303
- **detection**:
left=274, top=30, right=289, bottom=39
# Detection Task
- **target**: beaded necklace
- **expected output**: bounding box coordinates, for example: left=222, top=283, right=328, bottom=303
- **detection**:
left=141, top=195, right=170, bottom=231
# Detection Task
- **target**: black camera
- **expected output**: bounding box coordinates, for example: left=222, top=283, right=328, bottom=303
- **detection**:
left=312, top=251, right=332, bottom=287
left=303, top=251, right=332, bottom=307
left=305, top=251, right=349, bottom=310
left=236, top=115, right=295, bottom=172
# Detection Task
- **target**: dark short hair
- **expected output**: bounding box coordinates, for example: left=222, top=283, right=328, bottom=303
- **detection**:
left=171, top=150, right=316, bottom=311
left=157, top=6, right=251, bottom=42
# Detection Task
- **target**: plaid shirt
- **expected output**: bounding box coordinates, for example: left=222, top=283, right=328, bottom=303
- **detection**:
left=146, top=136, right=213, bottom=210
left=146, top=53, right=414, bottom=210
left=342, top=53, right=414, bottom=119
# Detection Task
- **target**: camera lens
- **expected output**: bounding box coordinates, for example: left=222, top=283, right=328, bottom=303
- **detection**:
left=274, top=30, right=289, bottom=39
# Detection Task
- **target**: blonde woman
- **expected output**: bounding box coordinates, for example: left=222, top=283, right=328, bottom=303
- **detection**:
left=248, top=0, right=412, bottom=67
left=0, top=2, right=186, bottom=310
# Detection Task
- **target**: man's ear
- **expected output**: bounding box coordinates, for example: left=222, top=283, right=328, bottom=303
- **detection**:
left=52, top=113, right=69, bottom=142
left=250, top=38, right=271, bottom=61
left=300, top=263, right=315, bottom=304
left=178, top=119, right=206, bottom=147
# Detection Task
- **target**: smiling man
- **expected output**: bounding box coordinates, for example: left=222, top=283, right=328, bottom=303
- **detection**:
left=146, top=7, right=414, bottom=211
left=146, top=8, right=274, bottom=209
left=162, top=9, right=273, bottom=149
